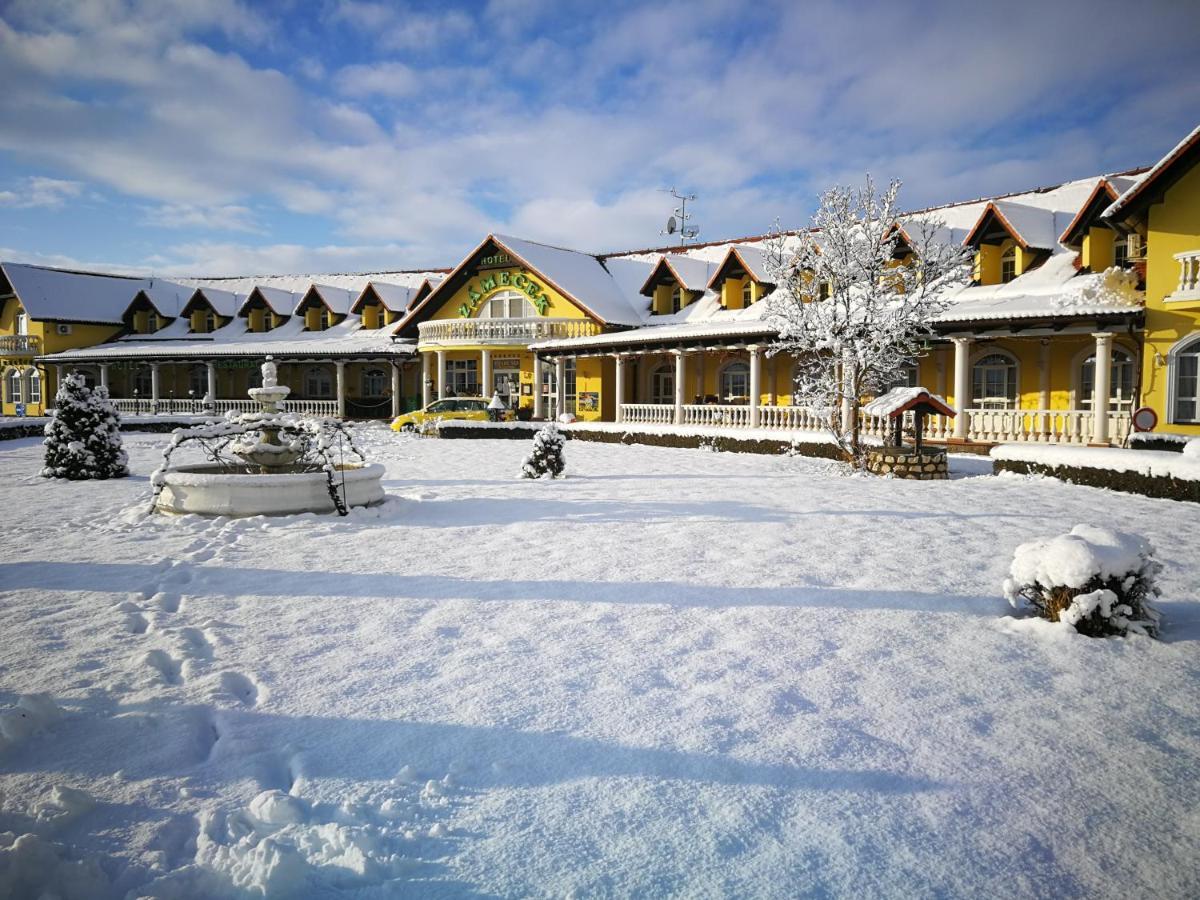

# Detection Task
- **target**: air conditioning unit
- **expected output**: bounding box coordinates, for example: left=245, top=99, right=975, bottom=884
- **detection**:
left=56, top=323, right=73, bottom=335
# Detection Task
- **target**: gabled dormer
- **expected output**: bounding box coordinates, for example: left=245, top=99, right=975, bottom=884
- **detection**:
left=640, top=255, right=712, bottom=315
left=963, top=201, right=1056, bottom=286
left=239, top=287, right=294, bottom=333
left=181, top=287, right=238, bottom=334
left=351, top=282, right=417, bottom=329
left=707, top=246, right=774, bottom=310
left=1059, top=178, right=1143, bottom=273
left=296, top=285, right=355, bottom=331
left=122, top=283, right=189, bottom=334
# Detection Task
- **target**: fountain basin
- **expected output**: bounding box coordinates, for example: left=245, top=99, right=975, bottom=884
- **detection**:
left=154, top=463, right=386, bottom=517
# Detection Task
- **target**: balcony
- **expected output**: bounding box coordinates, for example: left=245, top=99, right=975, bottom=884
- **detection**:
left=1168, top=250, right=1200, bottom=302
left=418, top=317, right=602, bottom=346
left=0, top=334, right=41, bottom=355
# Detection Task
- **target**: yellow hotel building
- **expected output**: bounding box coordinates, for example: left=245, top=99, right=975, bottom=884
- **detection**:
left=3, top=123, right=1199, bottom=444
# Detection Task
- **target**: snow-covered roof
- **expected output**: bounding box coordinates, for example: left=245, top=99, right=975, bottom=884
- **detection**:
left=862, top=387, right=955, bottom=418
left=1104, top=124, right=1200, bottom=220
left=136, top=281, right=194, bottom=318
left=639, top=254, right=714, bottom=295
left=964, top=201, right=1060, bottom=251
left=492, top=234, right=647, bottom=326
left=305, top=284, right=357, bottom=316
left=242, top=286, right=298, bottom=316
left=45, top=314, right=415, bottom=362
left=0, top=262, right=146, bottom=324
left=359, top=281, right=416, bottom=312
left=188, top=286, right=242, bottom=319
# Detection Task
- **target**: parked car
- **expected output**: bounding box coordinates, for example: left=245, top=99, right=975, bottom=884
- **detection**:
left=390, top=397, right=509, bottom=431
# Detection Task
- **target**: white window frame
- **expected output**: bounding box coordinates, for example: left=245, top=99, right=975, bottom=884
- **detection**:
left=1079, top=347, right=1136, bottom=411
left=362, top=367, right=388, bottom=398
left=479, top=291, right=537, bottom=319
left=1000, top=245, right=1017, bottom=284
left=304, top=366, right=333, bottom=399
left=650, top=363, right=674, bottom=405
left=1168, top=333, right=1200, bottom=424
left=741, top=280, right=753, bottom=306
left=972, top=351, right=1019, bottom=409
left=720, top=361, right=751, bottom=404
left=4, top=370, right=20, bottom=404
left=28, top=369, right=40, bottom=404
left=15, top=312, right=28, bottom=335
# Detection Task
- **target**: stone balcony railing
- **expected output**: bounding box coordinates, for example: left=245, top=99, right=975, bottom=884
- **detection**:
left=1169, top=250, right=1200, bottom=302
left=418, top=317, right=602, bottom=346
left=0, top=334, right=41, bottom=355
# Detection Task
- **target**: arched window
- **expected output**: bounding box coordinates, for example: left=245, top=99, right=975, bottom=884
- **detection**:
left=28, top=369, right=40, bottom=404
left=362, top=368, right=387, bottom=397
left=15, top=312, right=28, bottom=335
left=304, top=366, right=333, bottom=398
left=741, top=280, right=753, bottom=306
left=1172, top=335, right=1200, bottom=423
left=1080, top=348, right=1135, bottom=410
left=188, top=365, right=207, bottom=398
left=1113, top=234, right=1130, bottom=269
left=671, top=286, right=684, bottom=314
left=318, top=308, right=332, bottom=330
left=1000, top=245, right=1017, bottom=283
left=480, top=291, right=537, bottom=319
left=204, top=310, right=218, bottom=332
left=4, top=370, right=20, bottom=404
left=650, top=364, right=674, bottom=405
left=972, top=352, right=1018, bottom=409
left=720, top=362, right=751, bottom=403
left=133, top=366, right=153, bottom=396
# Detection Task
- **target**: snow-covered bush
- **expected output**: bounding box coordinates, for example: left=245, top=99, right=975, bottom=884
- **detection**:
left=521, top=423, right=565, bottom=479
left=42, top=374, right=128, bottom=480
left=1002, top=524, right=1161, bottom=638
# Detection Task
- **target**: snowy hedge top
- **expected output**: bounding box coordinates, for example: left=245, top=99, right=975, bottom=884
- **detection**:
left=1007, top=524, right=1152, bottom=591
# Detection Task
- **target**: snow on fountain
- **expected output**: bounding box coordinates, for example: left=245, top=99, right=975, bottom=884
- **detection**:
left=151, top=357, right=384, bottom=516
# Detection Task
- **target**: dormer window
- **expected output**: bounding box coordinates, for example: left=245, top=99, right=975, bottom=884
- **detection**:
left=1000, top=246, right=1017, bottom=284
left=204, top=311, right=218, bottom=332
left=671, top=286, right=683, bottom=314
left=319, top=308, right=331, bottom=330
left=146, top=312, right=160, bottom=333
left=741, top=280, right=753, bottom=306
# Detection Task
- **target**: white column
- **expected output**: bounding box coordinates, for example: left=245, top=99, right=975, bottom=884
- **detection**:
left=150, top=363, right=161, bottom=413
left=614, top=354, right=625, bottom=423
left=481, top=348, right=492, bottom=399
left=422, top=353, right=433, bottom=407
left=952, top=336, right=971, bottom=440
left=99, top=364, right=109, bottom=389
left=749, top=345, right=762, bottom=428
left=1038, top=340, right=1051, bottom=410
left=555, top=356, right=567, bottom=418
left=206, top=362, right=217, bottom=411
left=673, top=350, right=685, bottom=425
left=436, top=350, right=447, bottom=400
left=1091, top=332, right=1114, bottom=445
left=391, top=362, right=402, bottom=418
left=533, top=355, right=545, bottom=419
left=335, top=360, right=346, bottom=418
left=695, top=352, right=705, bottom=403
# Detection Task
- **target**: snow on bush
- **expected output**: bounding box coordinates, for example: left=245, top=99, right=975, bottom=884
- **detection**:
left=1002, top=524, right=1161, bottom=638
left=42, top=374, right=128, bottom=480
left=521, top=423, right=566, bottom=479
left=1184, top=440, right=1200, bottom=461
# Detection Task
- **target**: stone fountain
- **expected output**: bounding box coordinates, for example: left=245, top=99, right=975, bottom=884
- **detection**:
left=152, top=357, right=385, bottom=516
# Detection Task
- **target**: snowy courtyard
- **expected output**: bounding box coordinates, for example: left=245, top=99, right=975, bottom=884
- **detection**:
left=1, top=428, right=1199, bottom=898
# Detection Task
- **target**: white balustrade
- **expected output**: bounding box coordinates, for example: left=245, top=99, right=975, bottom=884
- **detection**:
left=109, top=398, right=342, bottom=418
left=418, top=318, right=602, bottom=345
left=620, top=403, right=675, bottom=425
left=0, top=335, right=40, bottom=354
left=1170, top=250, right=1200, bottom=301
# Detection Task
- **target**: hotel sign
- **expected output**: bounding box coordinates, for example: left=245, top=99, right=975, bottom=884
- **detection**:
left=458, top=268, right=551, bottom=318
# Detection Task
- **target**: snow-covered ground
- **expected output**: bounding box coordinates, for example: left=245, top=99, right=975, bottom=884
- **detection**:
left=1, top=428, right=1198, bottom=898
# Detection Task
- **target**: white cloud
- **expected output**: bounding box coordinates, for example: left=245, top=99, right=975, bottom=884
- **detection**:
left=0, top=176, right=85, bottom=209
left=333, top=62, right=419, bottom=99
left=142, top=202, right=261, bottom=233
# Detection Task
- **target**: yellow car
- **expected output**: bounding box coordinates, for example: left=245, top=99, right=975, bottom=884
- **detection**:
left=391, top=397, right=505, bottom=431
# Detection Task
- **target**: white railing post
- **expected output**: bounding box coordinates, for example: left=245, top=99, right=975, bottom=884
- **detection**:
left=1091, top=332, right=1113, bottom=445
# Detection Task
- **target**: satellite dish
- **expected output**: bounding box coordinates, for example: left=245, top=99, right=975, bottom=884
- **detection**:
left=666, top=215, right=677, bottom=235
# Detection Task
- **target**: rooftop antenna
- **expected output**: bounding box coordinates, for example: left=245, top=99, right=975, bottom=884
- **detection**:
left=659, top=187, right=699, bottom=245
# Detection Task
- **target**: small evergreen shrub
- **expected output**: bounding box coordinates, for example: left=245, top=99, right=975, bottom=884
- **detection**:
left=1002, top=524, right=1160, bottom=638
left=42, top=374, right=129, bottom=480
left=521, top=423, right=565, bottom=479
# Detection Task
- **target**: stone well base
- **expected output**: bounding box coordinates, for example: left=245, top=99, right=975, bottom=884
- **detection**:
left=866, top=448, right=948, bottom=480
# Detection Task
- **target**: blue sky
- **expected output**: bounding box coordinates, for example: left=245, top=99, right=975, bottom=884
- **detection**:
left=0, top=0, right=1197, bottom=276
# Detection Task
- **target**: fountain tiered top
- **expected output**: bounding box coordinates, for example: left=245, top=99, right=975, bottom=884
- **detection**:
left=247, top=355, right=291, bottom=413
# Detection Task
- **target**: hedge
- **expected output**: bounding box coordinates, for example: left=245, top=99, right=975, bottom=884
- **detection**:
left=994, top=458, right=1200, bottom=504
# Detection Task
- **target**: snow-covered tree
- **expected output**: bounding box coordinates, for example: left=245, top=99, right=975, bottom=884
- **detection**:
left=763, top=177, right=972, bottom=465
left=42, top=374, right=129, bottom=480
left=521, top=423, right=565, bottom=479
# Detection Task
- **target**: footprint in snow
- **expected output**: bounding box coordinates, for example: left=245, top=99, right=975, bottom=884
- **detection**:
left=143, top=649, right=184, bottom=685
left=151, top=592, right=182, bottom=614
left=176, top=627, right=213, bottom=660
left=215, top=671, right=264, bottom=708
